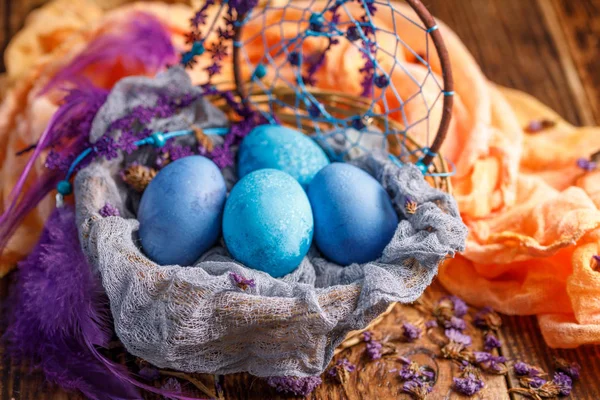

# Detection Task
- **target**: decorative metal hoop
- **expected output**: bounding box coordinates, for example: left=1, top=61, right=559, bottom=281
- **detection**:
left=232, top=0, right=454, bottom=167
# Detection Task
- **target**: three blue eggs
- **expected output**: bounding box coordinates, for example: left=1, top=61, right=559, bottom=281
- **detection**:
left=222, top=169, right=314, bottom=278
left=138, top=156, right=227, bottom=266
left=137, top=126, right=400, bottom=273
left=237, top=124, right=330, bottom=187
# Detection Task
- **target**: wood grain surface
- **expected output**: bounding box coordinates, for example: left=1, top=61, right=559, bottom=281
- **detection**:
left=1, top=0, right=600, bottom=399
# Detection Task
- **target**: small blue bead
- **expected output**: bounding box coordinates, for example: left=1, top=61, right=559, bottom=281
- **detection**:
left=57, top=180, right=72, bottom=195
left=309, top=13, right=325, bottom=31
left=191, top=41, right=205, bottom=56
left=254, top=64, right=267, bottom=79
left=351, top=117, right=365, bottom=130
left=374, top=74, right=389, bottom=88
left=181, top=52, right=193, bottom=65
left=150, top=132, right=167, bottom=148
left=415, top=161, right=428, bottom=174
left=309, top=104, right=321, bottom=118
left=346, top=26, right=361, bottom=41
left=287, top=51, right=301, bottom=66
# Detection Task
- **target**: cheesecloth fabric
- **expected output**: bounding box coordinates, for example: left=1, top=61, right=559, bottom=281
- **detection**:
left=74, top=67, right=468, bottom=377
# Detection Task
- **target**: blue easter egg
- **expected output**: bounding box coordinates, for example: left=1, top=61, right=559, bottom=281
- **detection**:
left=307, top=163, right=399, bottom=265
left=237, top=124, right=330, bottom=187
left=138, top=156, right=226, bottom=266
left=223, top=169, right=313, bottom=277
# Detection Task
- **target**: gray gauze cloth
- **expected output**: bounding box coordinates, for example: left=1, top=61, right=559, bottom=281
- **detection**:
left=74, top=66, right=468, bottom=377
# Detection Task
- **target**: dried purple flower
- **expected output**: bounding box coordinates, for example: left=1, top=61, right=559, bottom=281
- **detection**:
left=229, top=272, right=255, bottom=290
left=555, top=357, right=581, bottom=380
left=473, top=352, right=507, bottom=374
left=99, top=203, right=120, bottom=218
left=483, top=332, right=501, bottom=351
left=209, top=144, right=235, bottom=169
left=445, top=316, right=467, bottom=331
left=436, top=296, right=468, bottom=320
left=327, top=358, right=355, bottom=384
left=138, top=365, right=160, bottom=381
left=209, top=41, right=228, bottom=61
left=266, top=376, right=322, bottom=396
left=553, top=372, right=573, bottom=396
left=450, top=296, right=468, bottom=317
left=425, top=320, right=438, bottom=329
left=402, top=322, right=421, bottom=342
left=513, top=361, right=545, bottom=378
left=514, top=361, right=531, bottom=376
left=397, top=358, right=435, bottom=384
left=366, top=340, right=383, bottom=360
left=577, top=157, right=597, bottom=172
left=398, top=364, right=418, bottom=381
left=402, top=379, right=432, bottom=400
left=169, top=145, right=194, bottom=161
left=117, top=132, right=138, bottom=154
left=473, top=306, right=502, bottom=330
left=95, top=136, right=119, bottom=161
left=524, top=119, right=556, bottom=133
left=161, top=377, right=182, bottom=400
left=527, top=376, right=547, bottom=389
left=453, top=373, right=484, bottom=396
left=45, top=151, right=71, bottom=172
left=445, top=329, right=472, bottom=346
left=362, top=331, right=383, bottom=360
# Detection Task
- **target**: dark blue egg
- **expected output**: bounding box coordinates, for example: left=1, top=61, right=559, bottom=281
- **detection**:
left=237, top=124, right=329, bottom=187
left=307, top=163, right=399, bottom=265
left=222, top=169, right=313, bottom=277
left=138, top=156, right=226, bottom=266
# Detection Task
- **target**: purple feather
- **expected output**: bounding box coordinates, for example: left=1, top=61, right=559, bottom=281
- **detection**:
left=4, top=206, right=140, bottom=399
left=0, top=82, right=108, bottom=257
left=43, top=12, right=176, bottom=94
left=4, top=206, right=198, bottom=399
left=0, top=12, right=176, bottom=260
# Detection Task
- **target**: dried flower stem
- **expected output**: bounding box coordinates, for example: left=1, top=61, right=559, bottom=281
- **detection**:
left=159, top=370, right=216, bottom=399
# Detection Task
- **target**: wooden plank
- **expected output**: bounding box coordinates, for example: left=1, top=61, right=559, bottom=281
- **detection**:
left=502, top=315, right=600, bottom=399
left=426, top=0, right=588, bottom=126
left=0, top=0, right=8, bottom=72
left=537, top=0, right=598, bottom=125
left=546, top=0, right=600, bottom=125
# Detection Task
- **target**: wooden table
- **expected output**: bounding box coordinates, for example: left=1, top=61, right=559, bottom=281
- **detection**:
left=1, top=0, right=600, bottom=399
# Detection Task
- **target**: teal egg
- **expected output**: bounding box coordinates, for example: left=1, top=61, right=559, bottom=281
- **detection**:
left=223, top=169, right=314, bottom=277
left=138, top=156, right=226, bottom=266
left=237, top=124, right=330, bottom=187
left=307, top=163, right=399, bottom=265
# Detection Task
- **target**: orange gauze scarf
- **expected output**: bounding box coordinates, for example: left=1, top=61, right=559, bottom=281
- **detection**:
left=1, top=0, right=599, bottom=348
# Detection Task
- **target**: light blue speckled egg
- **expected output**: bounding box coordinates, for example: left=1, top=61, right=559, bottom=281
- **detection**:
left=138, top=156, right=227, bottom=266
left=237, top=124, right=330, bottom=187
left=222, top=169, right=313, bottom=277
left=307, top=163, right=399, bottom=265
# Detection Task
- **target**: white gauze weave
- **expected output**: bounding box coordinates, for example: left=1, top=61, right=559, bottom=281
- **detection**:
left=74, top=67, right=468, bottom=377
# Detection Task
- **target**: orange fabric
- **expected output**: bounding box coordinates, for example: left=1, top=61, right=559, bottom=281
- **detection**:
left=1, top=0, right=600, bottom=347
